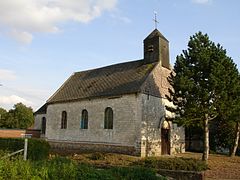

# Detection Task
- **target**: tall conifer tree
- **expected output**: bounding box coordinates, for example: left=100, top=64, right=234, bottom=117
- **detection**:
left=167, top=32, right=239, bottom=161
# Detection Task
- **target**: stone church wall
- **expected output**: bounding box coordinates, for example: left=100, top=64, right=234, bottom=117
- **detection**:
left=170, top=123, right=185, bottom=154
left=140, top=95, right=185, bottom=157
left=34, top=114, right=45, bottom=130
left=46, top=94, right=142, bottom=155
left=140, top=93, right=165, bottom=157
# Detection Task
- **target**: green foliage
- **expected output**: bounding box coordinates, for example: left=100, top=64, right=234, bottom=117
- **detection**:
left=0, top=108, right=7, bottom=115
left=76, top=163, right=114, bottom=180
left=110, top=166, right=162, bottom=180
left=78, top=164, right=162, bottom=180
left=167, top=31, right=240, bottom=158
left=167, top=32, right=239, bottom=126
left=135, top=157, right=208, bottom=171
left=0, top=103, right=34, bottom=129
left=0, top=156, right=164, bottom=180
left=0, top=158, right=34, bottom=180
left=0, top=138, right=50, bottom=160
left=43, top=157, right=78, bottom=179
left=0, top=108, right=7, bottom=127
left=9, top=103, right=34, bottom=129
left=210, top=119, right=235, bottom=152
left=28, top=139, right=50, bottom=160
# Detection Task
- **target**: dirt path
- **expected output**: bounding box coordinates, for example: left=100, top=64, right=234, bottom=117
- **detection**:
left=178, top=152, right=240, bottom=179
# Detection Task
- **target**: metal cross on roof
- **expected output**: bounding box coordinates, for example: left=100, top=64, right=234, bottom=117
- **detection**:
left=153, top=11, right=159, bottom=29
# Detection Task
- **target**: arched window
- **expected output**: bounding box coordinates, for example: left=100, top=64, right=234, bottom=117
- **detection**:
left=61, top=111, right=67, bottom=129
left=104, top=107, right=113, bottom=129
left=80, top=109, right=88, bottom=129
left=41, top=117, right=46, bottom=134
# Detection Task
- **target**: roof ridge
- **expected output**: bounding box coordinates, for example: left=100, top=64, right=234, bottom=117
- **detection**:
left=144, top=29, right=168, bottom=42
left=74, top=59, right=144, bottom=74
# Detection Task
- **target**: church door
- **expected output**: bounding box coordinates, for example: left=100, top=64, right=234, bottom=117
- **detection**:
left=161, top=121, right=170, bottom=155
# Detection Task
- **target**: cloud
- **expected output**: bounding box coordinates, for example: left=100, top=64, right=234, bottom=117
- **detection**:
left=110, top=14, right=131, bottom=24
left=192, top=0, right=211, bottom=4
left=0, top=0, right=117, bottom=44
left=0, top=69, right=16, bottom=81
left=0, top=95, right=33, bottom=106
left=9, top=30, right=33, bottom=44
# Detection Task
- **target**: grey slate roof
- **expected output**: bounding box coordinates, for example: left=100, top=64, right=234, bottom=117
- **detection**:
left=47, top=60, right=158, bottom=104
left=144, top=28, right=169, bottom=42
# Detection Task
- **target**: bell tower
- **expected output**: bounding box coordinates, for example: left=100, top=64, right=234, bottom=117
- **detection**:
left=143, top=29, right=170, bottom=69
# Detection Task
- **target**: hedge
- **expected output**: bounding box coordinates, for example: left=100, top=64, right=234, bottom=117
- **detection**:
left=134, top=157, right=208, bottom=171
left=0, top=138, right=50, bottom=160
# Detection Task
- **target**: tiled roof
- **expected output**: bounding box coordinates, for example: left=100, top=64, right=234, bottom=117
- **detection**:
left=47, top=60, right=158, bottom=104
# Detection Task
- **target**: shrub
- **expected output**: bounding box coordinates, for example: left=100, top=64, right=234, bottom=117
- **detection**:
left=28, top=139, right=50, bottom=160
left=77, top=163, right=114, bottom=180
left=110, top=166, right=165, bottom=180
left=76, top=163, right=165, bottom=180
left=0, top=156, right=165, bottom=179
left=0, top=150, right=7, bottom=157
left=0, top=138, right=50, bottom=160
left=134, top=157, right=208, bottom=171
left=43, top=157, right=78, bottom=179
left=0, top=158, right=34, bottom=180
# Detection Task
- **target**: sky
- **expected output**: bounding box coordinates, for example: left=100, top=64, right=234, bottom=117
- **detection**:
left=0, top=0, right=239, bottom=111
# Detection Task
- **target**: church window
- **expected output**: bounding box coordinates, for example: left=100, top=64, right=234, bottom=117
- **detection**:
left=80, top=109, right=88, bottom=129
left=61, top=111, right=67, bottom=129
left=104, top=107, right=113, bottom=129
left=41, top=117, right=46, bottom=134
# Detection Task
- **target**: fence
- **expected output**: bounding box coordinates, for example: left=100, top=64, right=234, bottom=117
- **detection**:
left=1, top=134, right=32, bottom=161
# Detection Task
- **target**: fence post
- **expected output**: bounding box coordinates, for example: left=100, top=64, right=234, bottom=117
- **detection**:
left=23, top=138, right=28, bottom=161
left=21, top=133, right=32, bottom=161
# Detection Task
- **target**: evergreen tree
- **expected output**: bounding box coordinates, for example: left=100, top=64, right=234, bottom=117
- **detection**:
left=211, top=50, right=240, bottom=156
left=228, top=75, right=240, bottom=156
left=167, top=32, right=239, bottom=161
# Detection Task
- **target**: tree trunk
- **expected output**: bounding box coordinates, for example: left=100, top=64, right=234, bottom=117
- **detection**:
left=230, top=122, right=240, bottom=157
left=202, top=115, right=209, bottom=161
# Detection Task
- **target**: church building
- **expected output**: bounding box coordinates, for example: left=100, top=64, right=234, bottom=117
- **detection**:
left=34, top=29, right=185, bottom=157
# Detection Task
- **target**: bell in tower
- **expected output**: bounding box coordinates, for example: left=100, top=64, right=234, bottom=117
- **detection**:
left=143, top=29, right=170, bottom=69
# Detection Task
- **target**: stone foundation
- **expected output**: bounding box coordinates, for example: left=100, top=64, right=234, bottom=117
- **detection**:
left=48, top=140, right=140, bottom=156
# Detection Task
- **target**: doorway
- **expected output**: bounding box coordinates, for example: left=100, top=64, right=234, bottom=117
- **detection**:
left=161, top=120, right=170, bottom=155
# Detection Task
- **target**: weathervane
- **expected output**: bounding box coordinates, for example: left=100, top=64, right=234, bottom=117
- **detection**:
left=153, top=11, right=159, bottom=29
